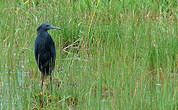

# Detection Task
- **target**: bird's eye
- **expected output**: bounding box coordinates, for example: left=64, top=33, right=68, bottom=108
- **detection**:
left=46, top=25, right=50, bottom=27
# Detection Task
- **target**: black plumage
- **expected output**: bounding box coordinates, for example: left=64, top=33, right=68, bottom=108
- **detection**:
left=34, top=23, right=61, bottom=93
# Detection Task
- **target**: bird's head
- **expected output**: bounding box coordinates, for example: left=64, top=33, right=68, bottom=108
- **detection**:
left=37, top=23, right=61, bottom=33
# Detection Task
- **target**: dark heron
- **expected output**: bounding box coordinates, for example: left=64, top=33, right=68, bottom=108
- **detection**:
left=34, top=23, right=61, bottom=94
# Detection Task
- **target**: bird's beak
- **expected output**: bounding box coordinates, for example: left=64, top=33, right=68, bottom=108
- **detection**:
left=50, top=25, right=61, bottom=30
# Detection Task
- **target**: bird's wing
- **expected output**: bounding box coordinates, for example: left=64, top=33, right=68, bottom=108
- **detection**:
left=45, top=35, right=56, bottom=64
left=49, top=36, right=56, bottom=72
left=50, top=41, right=56, bottom=61
left=35, top=36, right=49, bottom=67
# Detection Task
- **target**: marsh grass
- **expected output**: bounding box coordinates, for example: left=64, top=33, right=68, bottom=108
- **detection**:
left=0, top=0, right=177, bottom=109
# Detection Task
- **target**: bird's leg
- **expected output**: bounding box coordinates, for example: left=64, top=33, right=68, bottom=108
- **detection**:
left=41, top=74, right=44, bottom=90
left=50, top=71, right=53, bottom=94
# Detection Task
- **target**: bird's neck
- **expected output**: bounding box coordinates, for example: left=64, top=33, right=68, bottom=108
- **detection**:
left=38, top=31, right=49, bottom=37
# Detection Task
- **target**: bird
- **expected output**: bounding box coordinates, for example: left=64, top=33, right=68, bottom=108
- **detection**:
left=34, top=23, right=61, bottom=94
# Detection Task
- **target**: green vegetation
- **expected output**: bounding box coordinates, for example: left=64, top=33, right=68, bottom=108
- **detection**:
left=0, top=0, right=177, bottom=109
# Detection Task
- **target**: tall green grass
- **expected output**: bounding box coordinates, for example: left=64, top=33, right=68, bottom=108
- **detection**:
left=0, top=0, right=177, bottom=109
